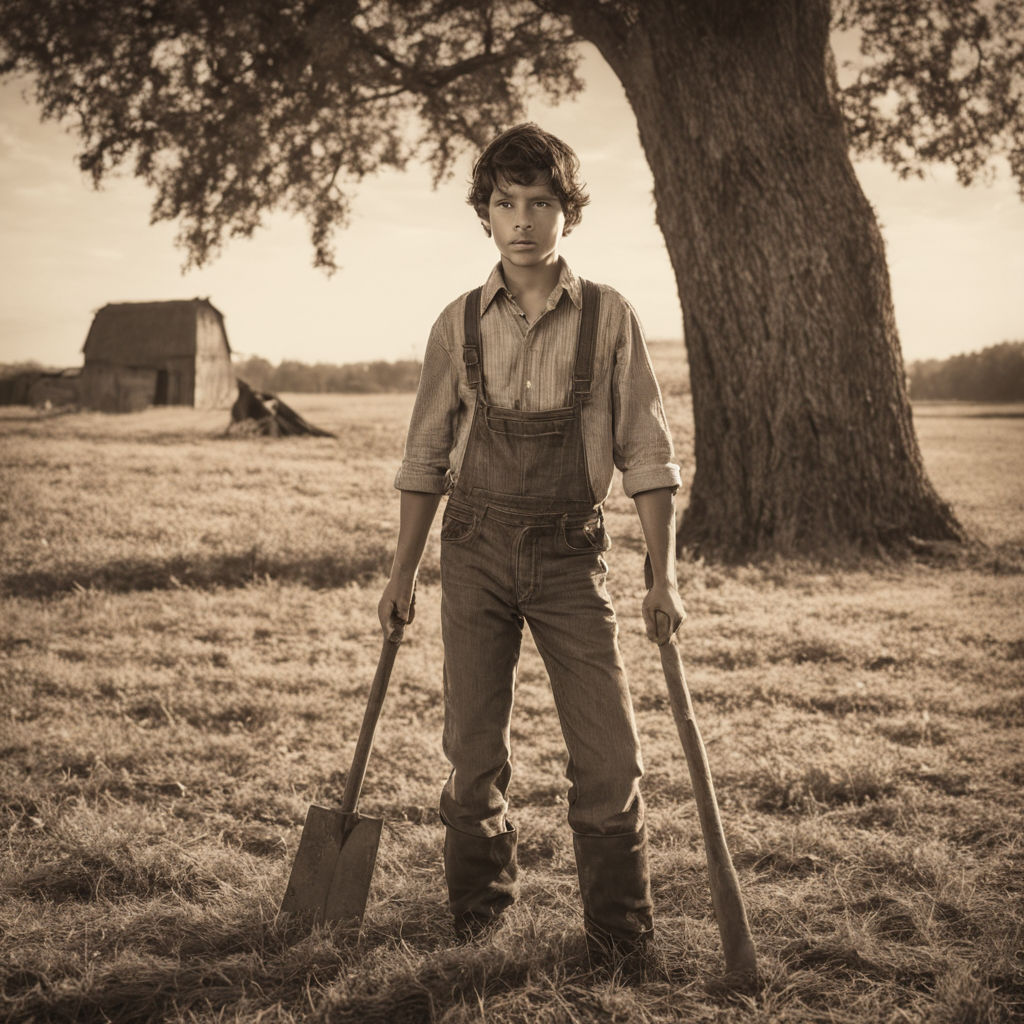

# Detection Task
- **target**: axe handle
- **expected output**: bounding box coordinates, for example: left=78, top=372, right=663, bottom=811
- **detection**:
left=656, top=633, right=757, bottom=980
left=645, top=543, right=757, bottom=982
left=339, top=623, right=404, bottom=816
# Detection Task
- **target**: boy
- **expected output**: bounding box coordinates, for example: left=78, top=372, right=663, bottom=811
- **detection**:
left=378, top=123, right=685, bottom=969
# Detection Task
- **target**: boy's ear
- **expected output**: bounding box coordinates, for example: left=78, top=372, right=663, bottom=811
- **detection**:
left=480, top=217, right=493, bottom=238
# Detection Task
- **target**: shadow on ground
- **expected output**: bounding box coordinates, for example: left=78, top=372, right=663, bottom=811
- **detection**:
left=0, top=547, right=436, bottom=598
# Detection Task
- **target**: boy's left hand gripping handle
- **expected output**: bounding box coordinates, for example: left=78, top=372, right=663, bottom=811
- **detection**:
left=386, top=586, right=416, bottom=643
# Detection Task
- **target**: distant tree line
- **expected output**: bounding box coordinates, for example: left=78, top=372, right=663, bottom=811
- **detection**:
left=233, top=355, right=421, bottom=394
left=8, top=340, right=1023, bottom=405
left=907, top=341, right=1024, bottom=402
left=0, top=360, right=57, bottom=377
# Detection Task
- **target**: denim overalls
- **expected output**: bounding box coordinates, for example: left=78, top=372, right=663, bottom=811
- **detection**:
left=438, top=281, right=654, bottom=952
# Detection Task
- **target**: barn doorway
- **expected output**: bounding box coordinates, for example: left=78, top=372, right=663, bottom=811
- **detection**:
left=154, top=369, right=169, bottom=405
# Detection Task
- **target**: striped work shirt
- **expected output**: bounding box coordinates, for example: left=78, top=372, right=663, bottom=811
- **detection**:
left=394, top=259, right=681, bottom=502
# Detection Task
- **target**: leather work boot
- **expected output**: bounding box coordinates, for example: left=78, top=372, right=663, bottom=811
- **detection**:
left=443, top=820, right=519, bottom=940
left=573, top=826, right=656, bottom=980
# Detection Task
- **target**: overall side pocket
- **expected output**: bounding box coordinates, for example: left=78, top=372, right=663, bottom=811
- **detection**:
left=558, top=515, right=611, bottom=554
left=440, top=503, right=479, bottom=545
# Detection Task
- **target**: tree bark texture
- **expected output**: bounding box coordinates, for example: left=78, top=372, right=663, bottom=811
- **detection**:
left=580, top=0, right=964, bottom=559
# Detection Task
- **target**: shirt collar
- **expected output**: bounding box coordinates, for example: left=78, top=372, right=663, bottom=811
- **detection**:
left=479, top=257, right=583, bottom=316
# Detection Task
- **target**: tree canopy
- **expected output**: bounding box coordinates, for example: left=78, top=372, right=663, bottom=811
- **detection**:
left=2, top=0, right=1020, bottom=272
left=0, top=0, right=582, bottom=269
left=836, top=0, right=1023, bottom=194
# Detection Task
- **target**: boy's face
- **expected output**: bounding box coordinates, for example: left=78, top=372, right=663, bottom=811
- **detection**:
left=483, top=175, right=567, bottom=271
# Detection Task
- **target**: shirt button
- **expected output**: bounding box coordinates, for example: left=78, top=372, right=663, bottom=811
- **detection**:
left=525, top=380, right=532, bottom=389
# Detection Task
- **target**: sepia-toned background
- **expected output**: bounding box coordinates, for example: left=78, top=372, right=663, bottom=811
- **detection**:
left=1, top=9, right=1022, bottom=1024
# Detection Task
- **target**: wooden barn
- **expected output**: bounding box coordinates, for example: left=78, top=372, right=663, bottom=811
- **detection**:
left=80, top=298, right=235, bottom=412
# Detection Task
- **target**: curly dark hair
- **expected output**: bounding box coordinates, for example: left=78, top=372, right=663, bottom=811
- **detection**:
left=467, top=123, right=590, bottom=236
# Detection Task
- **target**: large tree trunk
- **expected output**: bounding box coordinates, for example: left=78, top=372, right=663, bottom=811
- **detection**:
left=577, top=0, right=964, bottom=559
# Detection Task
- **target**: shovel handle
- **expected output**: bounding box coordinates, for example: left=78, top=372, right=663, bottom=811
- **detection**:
left=644, top=555, right=757, bottom=983
left=339, top=621, right=405, bottom=815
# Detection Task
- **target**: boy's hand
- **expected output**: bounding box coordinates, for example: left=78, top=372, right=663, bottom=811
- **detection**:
left=642, top=582, right=686, bottom=646
left=378, top=575, right=416, bottom=640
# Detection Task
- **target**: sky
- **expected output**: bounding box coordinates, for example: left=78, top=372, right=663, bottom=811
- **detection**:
left=1, top=42, right=1022, bottom=370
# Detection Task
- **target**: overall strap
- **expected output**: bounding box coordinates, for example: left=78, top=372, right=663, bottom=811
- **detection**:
left=462, top=286, right=484, bottom=390
left=573, top=279, right=601, bottom=401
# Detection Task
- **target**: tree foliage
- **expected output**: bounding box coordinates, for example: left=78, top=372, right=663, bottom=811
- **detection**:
left=0, top=0, right=581, bottom=270
left=233, top=353, right=422, bottom=393
left=835, top=0, right=1024, bottom=194
left=2, top=1, right=1020, bottom=271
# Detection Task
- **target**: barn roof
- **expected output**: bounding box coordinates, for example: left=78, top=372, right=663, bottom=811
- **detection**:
left=83, top=298, right=230, bottom=362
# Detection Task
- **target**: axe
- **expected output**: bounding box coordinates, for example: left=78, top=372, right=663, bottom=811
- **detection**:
left=645, top=555, right=758, bottom=986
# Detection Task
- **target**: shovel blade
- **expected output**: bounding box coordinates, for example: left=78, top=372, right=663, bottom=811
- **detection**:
left=281, top=804, right=382, bottom=931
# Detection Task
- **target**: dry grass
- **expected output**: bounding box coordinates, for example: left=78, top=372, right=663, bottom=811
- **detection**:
left=1, top=350, right=1022, bottom=1022
left=910, top=402, right=1024, bottom=550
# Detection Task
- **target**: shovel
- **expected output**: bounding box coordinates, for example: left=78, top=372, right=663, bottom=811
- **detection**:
left=280, top=618, right=405, bottom=932
left=645, top=556, right=758, bottom=986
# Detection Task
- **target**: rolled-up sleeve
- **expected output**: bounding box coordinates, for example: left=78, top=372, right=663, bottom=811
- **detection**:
left=612, top=303, right=682, bottom=498
left=394, top=317, right=459, bottom=493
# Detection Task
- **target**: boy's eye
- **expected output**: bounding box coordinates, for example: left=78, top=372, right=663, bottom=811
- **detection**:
left=534, top=201, right=549, bottom=207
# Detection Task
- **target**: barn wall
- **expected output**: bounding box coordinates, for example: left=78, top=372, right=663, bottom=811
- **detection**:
left=80, top=356, right=193, bottom=411
left=81, top=365, right=159, bottom=412
left=193, top=306, right=235, bottom=409
left=158, top=356, right=194, bottom=405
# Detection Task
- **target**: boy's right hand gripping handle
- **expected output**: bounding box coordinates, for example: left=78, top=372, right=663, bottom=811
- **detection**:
left=382, top=582, right=416, bottom=642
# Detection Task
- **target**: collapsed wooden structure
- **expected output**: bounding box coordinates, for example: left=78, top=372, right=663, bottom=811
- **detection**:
left=227, top=379, right=335, bottom=437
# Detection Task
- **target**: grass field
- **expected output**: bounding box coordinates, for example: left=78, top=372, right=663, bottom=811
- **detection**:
left=2, top=343, right=1022, bottom=1022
